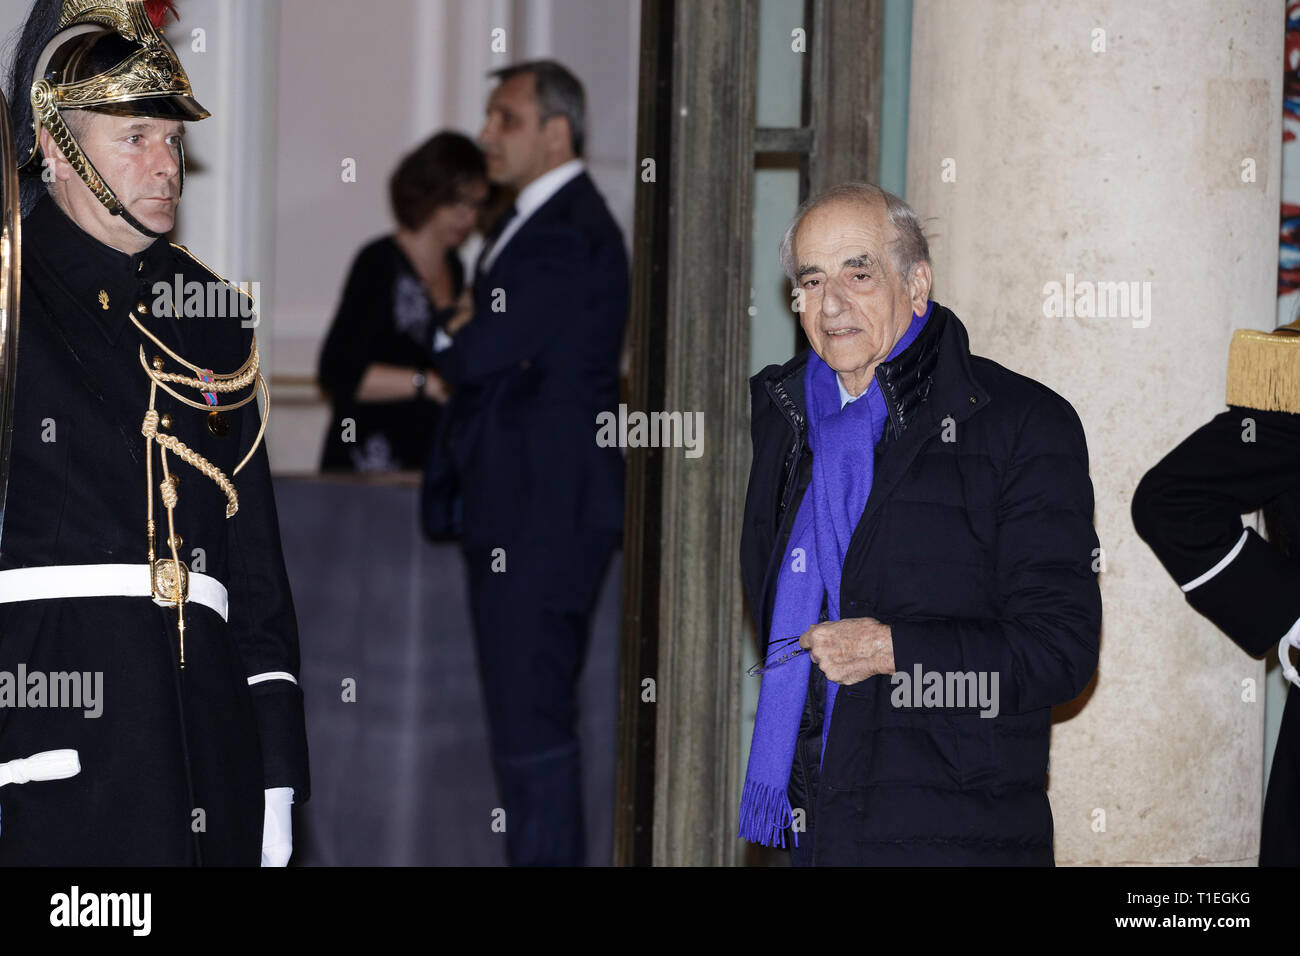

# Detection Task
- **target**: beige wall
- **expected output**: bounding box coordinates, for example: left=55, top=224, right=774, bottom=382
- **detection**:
left=907, top=0, right=1283, bottom=863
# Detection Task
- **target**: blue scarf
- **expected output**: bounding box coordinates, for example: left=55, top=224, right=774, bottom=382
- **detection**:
left=738, top=302, right=932, bottom=847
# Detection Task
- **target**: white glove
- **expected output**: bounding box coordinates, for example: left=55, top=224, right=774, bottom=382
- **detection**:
left=260, top=786, right=294, bottom=867
left=0, top=749, right=80, bottom=838
left=0, top=749, right=80, bottom=788
left=1279, top=615, right=1300, bottom=689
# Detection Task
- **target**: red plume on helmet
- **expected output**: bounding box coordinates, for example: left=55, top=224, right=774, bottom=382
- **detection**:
left=144, top=0, right=179, bottom=28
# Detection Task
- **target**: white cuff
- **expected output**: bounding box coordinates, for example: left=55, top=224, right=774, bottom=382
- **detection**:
left=247, top=671, right=298, bottom=686
left=1180, top=529, right=1249, bottom=592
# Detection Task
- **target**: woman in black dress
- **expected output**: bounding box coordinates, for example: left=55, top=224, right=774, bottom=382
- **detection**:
left=318, top=131, right=487, bottom=471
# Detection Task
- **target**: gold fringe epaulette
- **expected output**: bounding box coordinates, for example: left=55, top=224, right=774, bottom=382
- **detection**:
left=1225, top=319, right=1300, bottom=414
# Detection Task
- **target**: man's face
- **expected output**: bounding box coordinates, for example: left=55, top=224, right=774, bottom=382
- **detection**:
left=478, top=73, right=560, bottom=190
left=793, top=197, right=931, bottom=397
left=43, top=111, right=184, bottom=253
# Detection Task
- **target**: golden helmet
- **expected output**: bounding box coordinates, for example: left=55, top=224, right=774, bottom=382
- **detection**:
left=20, top=0, right=208, bottom=236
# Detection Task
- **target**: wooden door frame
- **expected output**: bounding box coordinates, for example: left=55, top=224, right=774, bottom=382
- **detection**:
left=616, top=0, right=886, bottom=868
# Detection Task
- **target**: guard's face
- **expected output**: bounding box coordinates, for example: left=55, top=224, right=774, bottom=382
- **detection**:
left=45, top=111, right=183, bottom=251
left=478, top=73, right=553, bottom=190
left=793, top=197, right=931, bottom=397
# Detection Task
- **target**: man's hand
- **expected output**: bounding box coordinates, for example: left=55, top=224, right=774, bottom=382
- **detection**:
left=445, top=290, right=475, bottom=335
left=423, top=368, right=451, bottom=404
left=799, top=617, right=894, bottom=685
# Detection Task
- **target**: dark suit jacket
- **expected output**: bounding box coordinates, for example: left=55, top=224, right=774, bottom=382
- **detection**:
left=430, top=171, right=628, bottom=548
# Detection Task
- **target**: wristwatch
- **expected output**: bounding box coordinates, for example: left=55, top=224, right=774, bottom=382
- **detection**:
left=413, top=369, right=427, bottom=398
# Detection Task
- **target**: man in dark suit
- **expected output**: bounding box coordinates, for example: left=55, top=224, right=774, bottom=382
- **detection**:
left=429, top=59, right=628, bottom=866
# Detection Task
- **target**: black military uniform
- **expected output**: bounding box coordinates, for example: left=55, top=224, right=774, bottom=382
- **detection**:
left=0, top=0, right=307, bottom=864
left=1133, top=322, right=1300, bottom=866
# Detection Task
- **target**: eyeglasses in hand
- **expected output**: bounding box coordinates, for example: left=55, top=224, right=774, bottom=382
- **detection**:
left=746, top=634, right=807, bottom=677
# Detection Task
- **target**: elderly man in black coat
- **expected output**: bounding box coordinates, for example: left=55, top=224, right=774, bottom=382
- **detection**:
left=738, top=183, right=1101, bottom=866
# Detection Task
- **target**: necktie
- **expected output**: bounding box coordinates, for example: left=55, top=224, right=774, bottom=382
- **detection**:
left=474, top=205, right=518, bottom=285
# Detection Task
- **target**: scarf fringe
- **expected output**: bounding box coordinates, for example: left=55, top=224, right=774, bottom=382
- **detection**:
left=737, top=779, right=797, bottom=848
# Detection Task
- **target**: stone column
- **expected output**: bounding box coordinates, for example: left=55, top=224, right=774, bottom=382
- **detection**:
left=906, top=0, right=1282, bottom=864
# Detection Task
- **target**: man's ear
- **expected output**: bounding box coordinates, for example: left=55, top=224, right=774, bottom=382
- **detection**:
left=909, top=262, right=933, bottom=311
left=37, top=126, right=74, bottom=183
left=541, top=114, right=573, bottom=159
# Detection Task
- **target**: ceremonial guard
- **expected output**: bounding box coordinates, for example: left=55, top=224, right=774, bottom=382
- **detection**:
left=1133, top=318, right=1300, bottom=866
left=0, top=0, right=307, bottom=865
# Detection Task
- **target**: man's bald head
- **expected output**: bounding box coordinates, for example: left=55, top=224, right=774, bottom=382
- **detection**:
left=779, top=183, right=930, bottom=286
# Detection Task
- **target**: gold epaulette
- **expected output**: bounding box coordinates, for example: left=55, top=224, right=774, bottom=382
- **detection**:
left=1225, top=319, right=1300, bottom=414
left=168, top=242, right=258, bottom=313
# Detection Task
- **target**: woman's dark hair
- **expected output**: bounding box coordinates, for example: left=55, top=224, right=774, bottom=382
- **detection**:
left=389, top=130, right=486, bottom=231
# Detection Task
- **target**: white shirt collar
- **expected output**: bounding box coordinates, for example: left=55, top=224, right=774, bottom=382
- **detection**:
left=480, top=159, right=585, bottom=273
left=837, top=375, right=865, bottom=409
left=514, top=158, right=585, bottom=220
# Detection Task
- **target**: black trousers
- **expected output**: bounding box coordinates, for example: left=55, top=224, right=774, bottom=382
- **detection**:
left=463, top=532, right=615, bottom=866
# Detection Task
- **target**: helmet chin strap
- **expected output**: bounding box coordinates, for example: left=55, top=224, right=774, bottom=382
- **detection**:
left=108, top=202, right=165, bottom=241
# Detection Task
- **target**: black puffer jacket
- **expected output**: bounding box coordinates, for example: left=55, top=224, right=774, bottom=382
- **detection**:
left=739, top=303, right=1101, bottom=865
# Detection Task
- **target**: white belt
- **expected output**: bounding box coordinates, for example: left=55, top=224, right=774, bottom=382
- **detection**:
left=0, top=564, right=228, bottom=622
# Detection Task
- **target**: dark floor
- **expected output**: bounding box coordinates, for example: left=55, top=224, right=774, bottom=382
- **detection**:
left=274, top=477, right=620, bottom=866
